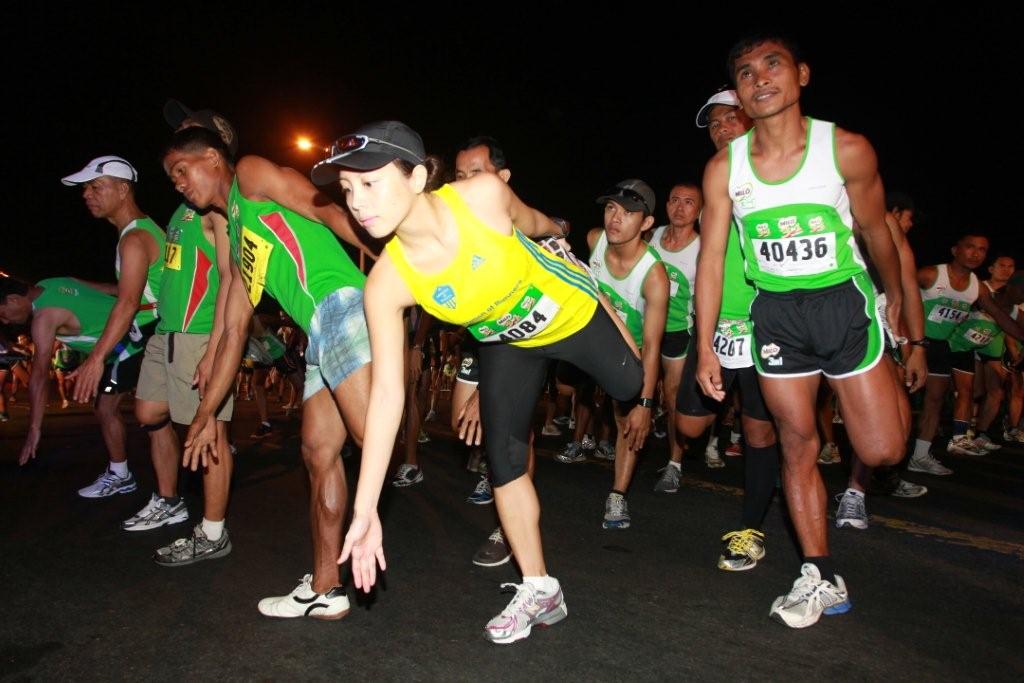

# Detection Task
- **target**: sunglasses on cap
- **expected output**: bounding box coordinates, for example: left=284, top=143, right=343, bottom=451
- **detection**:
left=603, top=187, right=650, bottom=214
left=327, top=134, right=424, bottom=164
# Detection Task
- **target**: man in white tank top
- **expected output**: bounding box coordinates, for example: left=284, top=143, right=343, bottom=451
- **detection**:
left=586, top=180, right=670, bottom=530
left=695, top=34, right=909, bottom=629
left=649, top=184, right=704, bottom=481
left=910, top=235, right=1024, bottom=472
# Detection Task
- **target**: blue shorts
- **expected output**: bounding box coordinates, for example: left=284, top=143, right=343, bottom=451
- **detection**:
left=303, top=287, right=371, bottom=401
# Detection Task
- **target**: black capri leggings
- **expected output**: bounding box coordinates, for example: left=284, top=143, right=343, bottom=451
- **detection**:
left=478, top=305, right=642, bottom=486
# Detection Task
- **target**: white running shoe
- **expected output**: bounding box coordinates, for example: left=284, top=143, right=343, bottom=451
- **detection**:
left=78, top=468, right=138, bottom=498
left=705, top=441, right=725, bottom=469
left=890, top=479, right=928, bottom=498
left=907, top=452, right=953, bottom=476
left=121, top=493, right=189, bottom=531
left=257, top=574, right=350, bottom=620
left=946, top=435, right=986, bottom=457
left=484, top=582, right=568, bottom=644
left=769, top=563, right=851, bottom=629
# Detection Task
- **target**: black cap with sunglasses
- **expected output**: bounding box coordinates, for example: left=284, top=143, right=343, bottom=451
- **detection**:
left=311, top=120, right=426, bottom=185
left=596, top=179, right=656, bottom=217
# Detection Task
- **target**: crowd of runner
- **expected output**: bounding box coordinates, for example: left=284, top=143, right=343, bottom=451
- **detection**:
left=2, top=34, right=1022, bottom=642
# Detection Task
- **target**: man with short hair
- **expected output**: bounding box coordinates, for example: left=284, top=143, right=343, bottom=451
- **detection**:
left=61, top=155, right=164, bottom=497
left=120, top=102, right=238, bottom=567
left=1, top=278, right=144, bottom=473
left=588, top=179, right=669, bottom=529
left=649, top=182, right=703, bottom=483
left=697, top=34, right=909, bottom=628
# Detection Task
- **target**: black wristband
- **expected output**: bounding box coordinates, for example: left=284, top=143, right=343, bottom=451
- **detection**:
left=638, top=397, right=655, bottom=408
left=908, top=338, right=930, bottom=348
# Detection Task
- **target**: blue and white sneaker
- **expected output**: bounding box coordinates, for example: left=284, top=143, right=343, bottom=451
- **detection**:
left=78, top=468, right=137, bottom=498
left=602, top=492, right=630, bottom=529
left=467, top=476, right=494, bottom=505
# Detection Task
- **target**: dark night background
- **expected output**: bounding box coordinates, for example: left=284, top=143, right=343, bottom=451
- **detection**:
left=3, top=5, right=1015, bottom=285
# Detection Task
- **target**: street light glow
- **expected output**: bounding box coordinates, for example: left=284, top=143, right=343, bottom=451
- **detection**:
left=296, top=136, right=314, bottom=151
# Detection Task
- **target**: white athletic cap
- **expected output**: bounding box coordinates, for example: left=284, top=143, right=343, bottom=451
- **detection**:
left=695, top=90, right=741, bottom=128
left=61, top=155, right=138, bottom=186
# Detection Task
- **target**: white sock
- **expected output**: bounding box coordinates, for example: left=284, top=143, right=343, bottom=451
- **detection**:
left=109, top=460, right=129, bottom=477
left=668, top=460, right=681, bottom=472
left=202, top=518, right=224, bottom=541
left=730, top=431, right=741, bottom=444
left=844, top=487, right=864, bottom=498
left=524, top=575, right=559, bottom=595
left=708, top=436, right=719, bottom=449
left=913, top=439, right=931, bottom=459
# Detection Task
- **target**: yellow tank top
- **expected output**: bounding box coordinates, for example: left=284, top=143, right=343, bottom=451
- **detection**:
left=385, top=184, right=598, bottom=348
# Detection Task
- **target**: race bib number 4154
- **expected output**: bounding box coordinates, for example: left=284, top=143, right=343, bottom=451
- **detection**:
left=752, top=234, right=836, bottom=277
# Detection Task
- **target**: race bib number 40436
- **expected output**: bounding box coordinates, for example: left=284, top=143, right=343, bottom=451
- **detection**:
left=752, top=233, right=836, bottom=277
left=467, top=285, right=560, bottom=343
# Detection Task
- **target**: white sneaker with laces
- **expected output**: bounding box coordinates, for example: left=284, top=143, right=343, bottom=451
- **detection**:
left=834, top=490, right=868, bottom=530
left=122, top=493, right=189, bottom=531
left=907, top=452, right=953, bottom=476
left=769, top=563, right=851, bottom=628
left=484, top=581, right=568, bottom=644
left=257, top=574, right=350, bottom=620
left=946, top=435, right=986, bottom=457
left=78, top=468, right=138, bottom=498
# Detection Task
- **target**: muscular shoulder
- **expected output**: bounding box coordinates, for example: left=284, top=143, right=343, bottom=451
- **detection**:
left=235, top=155, right=279, bottom=199
left=834, top=127, right=877, bottom=179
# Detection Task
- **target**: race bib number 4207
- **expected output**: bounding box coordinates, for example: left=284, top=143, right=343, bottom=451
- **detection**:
left=713, top=320, right=753, bottom=369
left=752, top=233, right=836, bottom=277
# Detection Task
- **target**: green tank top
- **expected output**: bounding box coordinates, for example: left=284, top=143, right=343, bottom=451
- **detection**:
left=32, top=277, right=143, bottom=361
left=227, top=177, right=366, bottom=334
left=115, top=217, right=165, bottom=328
left=157, top=204, right=219, bottom=334
left=588, top=232, right=662, bottom=347
left=720, top=223, right=757, bottom=321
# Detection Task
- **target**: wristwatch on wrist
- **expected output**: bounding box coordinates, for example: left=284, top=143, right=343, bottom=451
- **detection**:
left=638, top=397, right=656, bottom=409
left=908, top=338, right=930, bottom=348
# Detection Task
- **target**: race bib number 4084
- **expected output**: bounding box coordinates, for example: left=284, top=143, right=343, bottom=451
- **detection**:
left=752, top=234, right=836, bottom=277
left=467, top=285, right=560, bottom=343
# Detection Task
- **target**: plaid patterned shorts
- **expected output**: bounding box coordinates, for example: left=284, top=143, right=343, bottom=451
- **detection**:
left=303, top=287, right=371, bottom=400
